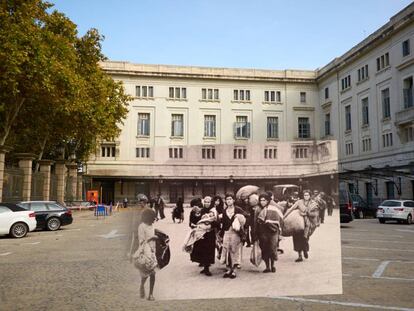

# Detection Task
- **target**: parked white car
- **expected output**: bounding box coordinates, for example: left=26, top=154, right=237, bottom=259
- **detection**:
left=377, top=200, right=414, bottom=224
left=0, top=203, right=37, bottom=238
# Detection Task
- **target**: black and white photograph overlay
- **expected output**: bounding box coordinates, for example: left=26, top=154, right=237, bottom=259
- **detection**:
left=122, top=141, right=342, bottom=300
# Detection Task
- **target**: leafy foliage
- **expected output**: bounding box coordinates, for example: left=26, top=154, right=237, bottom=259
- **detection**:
left=0, top=0, right=130, bottom=162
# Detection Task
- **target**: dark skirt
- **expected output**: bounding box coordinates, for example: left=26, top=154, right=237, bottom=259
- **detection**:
left=190, top=230, right=216, bottom=265
left=293, top=232, right=309, bottom=252
left=258, top=231, right=278, bottom=261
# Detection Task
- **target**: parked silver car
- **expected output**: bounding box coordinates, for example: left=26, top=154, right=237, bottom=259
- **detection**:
left=376, top=200, right=414, bottom=224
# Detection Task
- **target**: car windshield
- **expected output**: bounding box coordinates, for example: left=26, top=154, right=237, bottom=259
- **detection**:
left=381, top=200, right=401, bottom=207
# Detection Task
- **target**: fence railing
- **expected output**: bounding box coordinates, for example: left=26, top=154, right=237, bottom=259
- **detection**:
left=2, top=168, right=24, bottom=202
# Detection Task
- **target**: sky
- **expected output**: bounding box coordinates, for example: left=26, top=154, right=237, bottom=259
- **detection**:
left=51, top=0, right=413, bottom=70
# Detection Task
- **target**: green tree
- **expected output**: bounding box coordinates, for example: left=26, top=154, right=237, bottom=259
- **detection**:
left=0, top=0, right=130, bottom=162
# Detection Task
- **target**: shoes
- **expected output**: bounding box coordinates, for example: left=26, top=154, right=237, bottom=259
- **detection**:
left=198, top=263, right=203, bottom=267
left=223, top=270, right=231, bottom=278
left=140, top=286, right=145, bottom=299
left=295, top=257, right=303, bottom=262
left=204, top=270, right=212, bottom=276
left=263, top=268, right=271, bottom=273
left=147, top=295, right=155, bottom=301
left=271, top=267, right=276, bottom=273
left=229, top=271, right=236, bottom=279
left=246, top=244, right=251, bottom=248
left=304, top=251, right=308, bottom=259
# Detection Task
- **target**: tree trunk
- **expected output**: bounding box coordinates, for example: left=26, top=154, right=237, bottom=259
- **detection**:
left=0, top=98, right=25, bottom=146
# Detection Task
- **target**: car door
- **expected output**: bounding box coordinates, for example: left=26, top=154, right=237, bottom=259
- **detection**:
left=0, top=206, right=12, bottom=235
left=29, top=202, right=49, bottom=228
left=404, top=201, right=414, bottom=217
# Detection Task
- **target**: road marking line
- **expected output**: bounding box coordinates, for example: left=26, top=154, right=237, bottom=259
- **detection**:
left=64, top=229, right=81, bottom=232
left=273, top=296, right=414, bottom=311
left=343, top=274, right=414, bottom=282
left=342, top=238, right=414, bottom=245
left=97, top=229, right=125, bottom=239
left=22, top=242, right=40, bottom=245
left=342, top=233, right=404, bottom=238
left=0, top=252, right=12, bottom=256
left=343, top=246, right=414, bottom=252
left=372, top=261, right=391, bottom=278
left=395, top=229, right=414, bottom=233
left=343, top=257, right=380, bottom=261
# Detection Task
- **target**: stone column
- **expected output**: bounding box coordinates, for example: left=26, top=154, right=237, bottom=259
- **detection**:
left=38, top=160, right=54, bottom=201
left=76, top=172, right=84, bottom=201
left=55, top=160, right=67, bottom=204
left=15, top=153, right=37, bottom=201
left=66, top=163, right=78, bottom=202
left=0, top=146, right=12, bottom=202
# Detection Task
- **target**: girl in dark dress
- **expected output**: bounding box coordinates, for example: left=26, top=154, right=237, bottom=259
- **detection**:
left=172, top=197, right=184, bottom=223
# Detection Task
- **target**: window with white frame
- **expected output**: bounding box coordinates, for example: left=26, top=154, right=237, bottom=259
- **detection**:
left=101, top=145, right=116, bottom=157
left=345, top=105, right=352, bottom=131
left=376, top=52, right=390, bottom=71
left=135, top=85, right=154, bottom=98
left=402, top=39, right=410, bottom=57
left=204, top=115, right=216, bottom=137
left=295, top=146, right=309, bottom=159
left=136, top=147, right=150, bottom=158
left=298, top=117, right=310, bottom=139
left=341, top=75, right=351, bottom=91
left=171, top=114, right=184, bottom=137
left=403, top=125, right=414, bottom=143
left=264, top=147, right=277, bottom=159
left=169, top=87, right=187, bottom=99
left=382, top=133, right=393, bottom=148
left=403, top=77, right=413, bottom=109
left=137, top=113, right=150, bottom=136
left=233, top=89, right=251, bottom=101
left=267, top=117, right=278, bottom=139
left=264, top=90, right=281, bottom=103
left=345, top=142, right=353, bottom=155
left=381, top=88, right=391, bottom=119
left=233, top=146, right=247, bottom=159
left=169, top=147, right=183, bottom=159
left=202, top=146, right=216, bottom=159
left=300, top=92, right=306, bottom=103
left=325, top=113, right=331, bottom=136
left=201, top=88, right=219, bottom=100
left=361, top=97, right=369, bottom=126
left=357, top=64, right=369, bottom=82
left=362, top=138, right=371, bottom=152
left=324, top=87, right=329, bottom=100
left=234, top=116, right=250, bottom=139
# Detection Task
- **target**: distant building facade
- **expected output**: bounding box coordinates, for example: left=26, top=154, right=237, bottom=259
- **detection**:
left=86, top=4, right=414, bottom=204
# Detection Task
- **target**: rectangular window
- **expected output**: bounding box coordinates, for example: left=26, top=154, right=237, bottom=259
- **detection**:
left=171, top=114, right=184, bottom=137
left=202, top=146, right=216, bottom=159
left=376, top=52, right=390, bottom=71
left=138, top=113, right=150, bottom=136
left=362, top=138, right=371, bottom=152
left=403, top=39, right=410, bottom=57
left=276, top=91, right=281, bottom=102
left=204, top=115, right=216, bottom=137
left=169, top=147, right=183, bottom=159
left=136, top=147, right=150, bottom=158
left=404, top=125, right=414, bottom=142
left=234, top=89, right=251, bottom=102
left=201, top=88, right=219, bottom=100
left=403, top=77, right=413, bottom=109
left=169, top=87, right=186, bottom=99
left=325, top=113, right=331, bottom=136
left=324, top=87, right=329, bottom=100
left=300, top=92, right=306, bottom=103
left=381, top=88, right=391, bottom=119
left=345, top=142, right=353, bottom=155
left=136, top=86, right=154, bottom=98
left=267, top=117, right=279, bottom=139
left=382, top=133, right=393, bottom=148
left=101, top=145, right=116, bottom=157
left=341, top=75, right=351, bottom=91
left=362, top=98, right=369, bottom=126
left=295, top=147, right=309, bottom=159
left=214, top=89, right=219, bottom=100
left=233, top=146, right=247, bottom=159
left=357, top=64, right=369, bottom=82
left=264, top=147, right=277, bottom=159
left=234, top=116, right=250, bottom=139
left=298, top=117, right=310, bottom=139
left=345, top=105, right=352, bottom=131
left=264, top=90, right=280, bottom=103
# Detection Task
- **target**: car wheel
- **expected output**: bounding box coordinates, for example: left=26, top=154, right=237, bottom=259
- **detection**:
left=10, top=222, right=28, bottom=238
left=407, top=214, right=412, bottom=225
left=379, top=219, right=385, bottom=224
left=46, top=217, right=61, bottom=231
